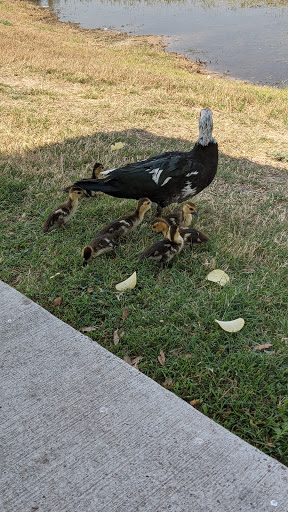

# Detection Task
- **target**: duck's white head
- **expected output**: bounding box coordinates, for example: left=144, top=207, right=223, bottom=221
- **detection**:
left=197, top=108, right=217, bottom=146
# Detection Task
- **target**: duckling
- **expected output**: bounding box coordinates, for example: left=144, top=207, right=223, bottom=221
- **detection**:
left=87, top=162, right=105, bottom=197
left=43, top=186, right=87, bottom=233
left=151, top=218, right=209, bottom=246
left=92, top=162, right=105, bottom=179
left=163, top=201, right=198, bottom=227
left=97, top=197, right=152, bottom=239
left=138, top=225, right=184, bottom=266
left=82, top=235, right=118, bottom=266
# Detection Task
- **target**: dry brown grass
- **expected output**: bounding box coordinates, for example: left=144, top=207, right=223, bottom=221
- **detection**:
left=0, top=0, right=287, bottom=174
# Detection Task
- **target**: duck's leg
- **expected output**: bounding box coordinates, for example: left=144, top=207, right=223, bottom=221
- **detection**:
left=58, top=216, right=66, bottom=229
left=156, top=204, right=162, bottom=217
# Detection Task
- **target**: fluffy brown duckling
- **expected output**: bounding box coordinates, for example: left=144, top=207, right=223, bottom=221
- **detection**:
left=87, top=162, right=105, bottom=197
left=138, top=225, right=184, bottom=266
left=82, top=235, right=117, bottom=266
left=43, top=186, right=87, bottom=233
left=163, top=201, right=198, bottom=227
left=151, top=218, right=209, bottom=246
left=97, top=197, right=152, bottom=239
left=92, top=162, right=105, bottom=179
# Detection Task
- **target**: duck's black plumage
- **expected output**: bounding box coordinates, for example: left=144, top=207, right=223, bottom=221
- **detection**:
left=70, top=109, right=218, bottom=212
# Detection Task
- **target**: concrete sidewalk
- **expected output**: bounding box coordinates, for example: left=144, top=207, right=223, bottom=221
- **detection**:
left=1, top=280, right=287, bottom=511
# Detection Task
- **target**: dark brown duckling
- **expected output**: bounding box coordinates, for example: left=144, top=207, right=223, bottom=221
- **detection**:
left=43, top=186, right=87, bottom=233
left=163, top=201, right=198, bottom=227
left=92, top=162, right=105, bottom=179
left=151, top=218, right=209, bottom=246
left=138, top=225, right=184, bottom=266
left=97, top=197, right=152, bottom=239
left=82, top=235, right=118, bottom=266
left=87, top=162, right=105, bottom=197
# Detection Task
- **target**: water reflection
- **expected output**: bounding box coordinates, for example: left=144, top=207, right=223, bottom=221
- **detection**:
left=31, top=0, right=288, bottom=86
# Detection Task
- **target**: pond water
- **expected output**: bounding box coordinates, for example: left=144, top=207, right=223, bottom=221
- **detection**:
left=32, top=0, right=288, bottom=87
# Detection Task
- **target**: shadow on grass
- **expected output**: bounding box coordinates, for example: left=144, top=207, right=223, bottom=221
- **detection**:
left=1, top=127, right=287, bottom=211
left=1, top=129, right=288, bottom=465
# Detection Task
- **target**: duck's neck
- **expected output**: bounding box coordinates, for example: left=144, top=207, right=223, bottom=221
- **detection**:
left=196, top=115, right=216, bottom=146
left=137, top=207, right=147, bottom=222
left=169, top=229, right=184, bottom=246
left=68, top=195, right=79, bottom=211
left=182, top=211, right=192, bottom=225
left=196, top=131, right=216, bottom=146
left=174, top=232, right=184, bottom=246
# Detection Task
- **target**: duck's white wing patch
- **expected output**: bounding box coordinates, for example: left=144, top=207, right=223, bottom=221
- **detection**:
left=161, top=177, right=172, bottom=187
left=149, top=168, right=163, bottom=185
left=182, top=182, right=197, bottom=198
left=100, top=168, right=115, bottom=176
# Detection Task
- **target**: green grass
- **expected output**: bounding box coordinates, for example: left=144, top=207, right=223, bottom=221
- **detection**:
left=1, top=132, right=287, bottom=465
left=1, top=0, right=287, bottom=468
left=0, top=19, right=12, bottom=25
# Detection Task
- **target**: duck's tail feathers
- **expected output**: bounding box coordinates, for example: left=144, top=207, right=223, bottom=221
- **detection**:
left=197, top=230, right=209, bottom=242
left=71, top=178, right=120, bottom=197
left=70, top=178, right=104, bottom=192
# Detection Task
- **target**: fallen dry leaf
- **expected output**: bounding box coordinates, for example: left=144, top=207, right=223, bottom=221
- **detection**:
left=81, top=326, right=97, bottom=333
left=113, top=328, right=124, bottom=345
left=87, top=287, right=94, bottom=293
left=52, top=296, right=62, bottom=306
left=253, top=343, right=272, bottom=351
left=111, top=141, right=123, bottom=151
left=123, top=355, right=141, bottom=368
left=116, top=271, right=137, bottom=291
left=122, top=308, right=129, bottom=321
left=190, top=399, right=200, bottom=406
left=215, top=318, right=245, bottom=333
left=163, top=378, right=173, bottom=387
left=184, top=353, right=193, bottom=359
left=158, top=349, right=166, bottom=366
left=206, top=269, right=229, bottom=286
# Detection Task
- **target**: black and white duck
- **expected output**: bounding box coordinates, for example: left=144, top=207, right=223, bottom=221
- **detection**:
left=43, top=186, right=87, bottom=233
left=151, top=218, right=209, bottom=246
left=139, top=225, right=184, bottom=266
left=68, top=108, right=218, bottom=216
